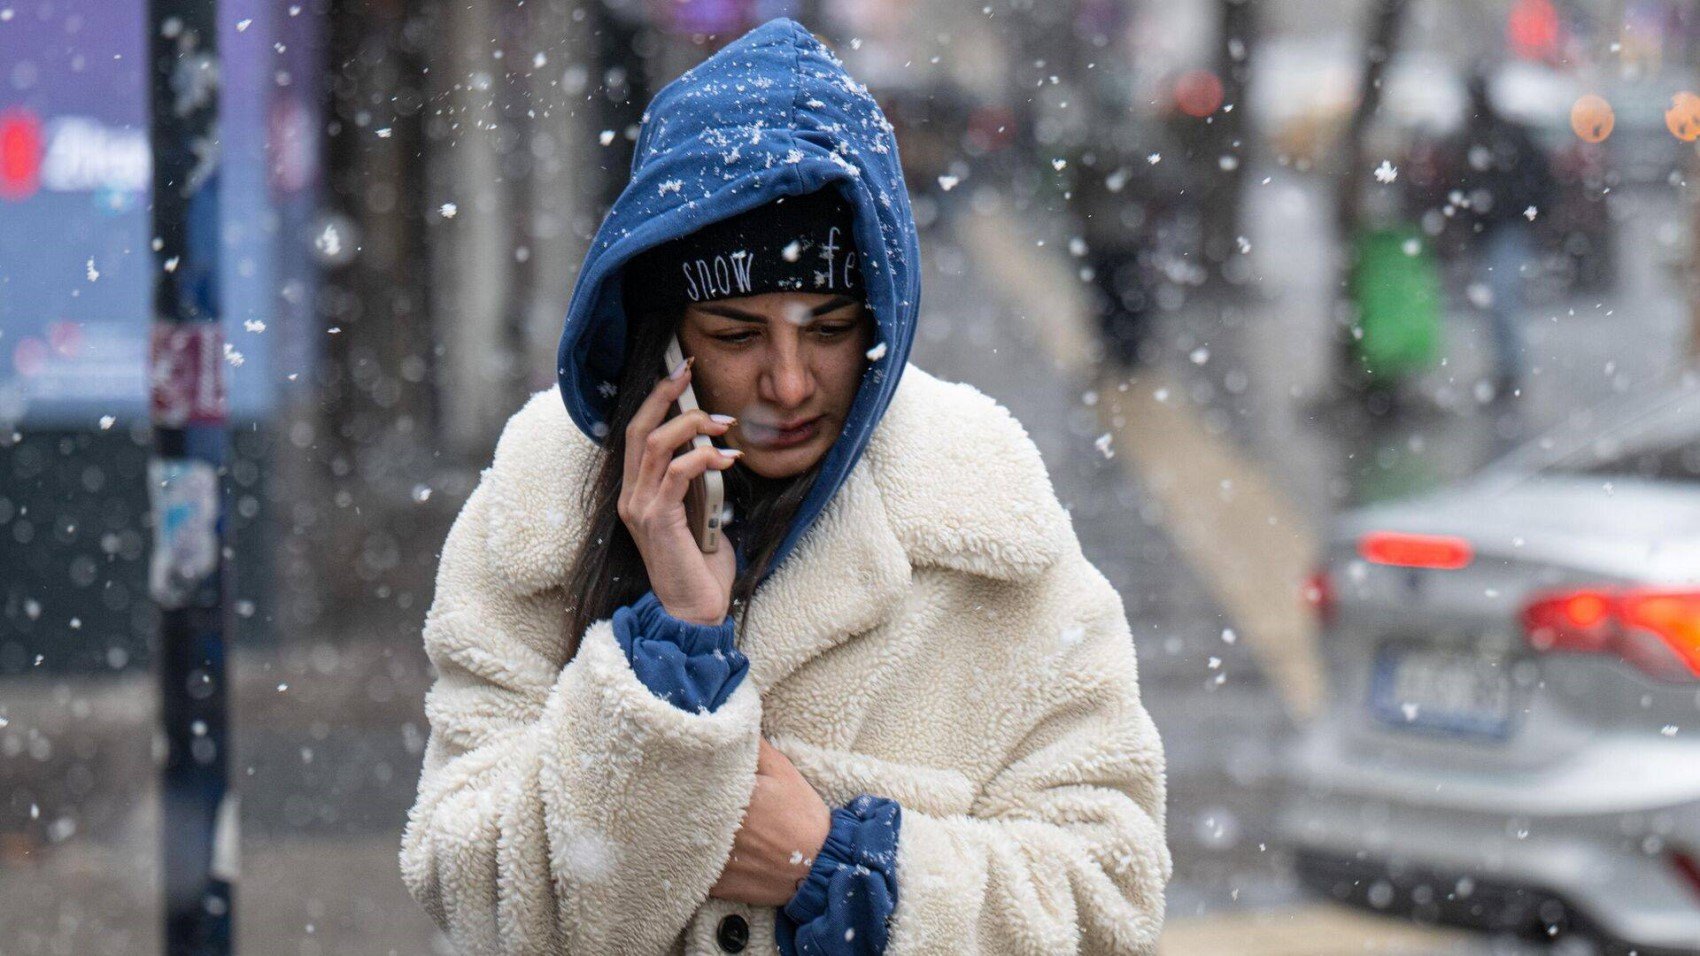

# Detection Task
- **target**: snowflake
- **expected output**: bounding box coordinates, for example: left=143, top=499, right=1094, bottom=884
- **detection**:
left=1373, top=160, right=1397, bottom=184
left=865, top=341, right=887, bottom=361
left=658, top=179, right=683, bottom=196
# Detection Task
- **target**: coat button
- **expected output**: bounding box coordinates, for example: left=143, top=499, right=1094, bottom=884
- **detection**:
left=715, top=913, right=749, bottom=953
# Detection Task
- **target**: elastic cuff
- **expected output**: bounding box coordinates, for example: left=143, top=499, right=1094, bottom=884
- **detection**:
left=783, top=795, right=902, bottom=925
left=617, top=589, right=736, bottom=657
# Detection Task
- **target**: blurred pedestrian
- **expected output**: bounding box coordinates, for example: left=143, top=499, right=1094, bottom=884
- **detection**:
left=1443, top=68, right=1557, bottom=400
left=400, top=19, right=1170, bottom=956
left=1068, top=119, right=1179, bottom=368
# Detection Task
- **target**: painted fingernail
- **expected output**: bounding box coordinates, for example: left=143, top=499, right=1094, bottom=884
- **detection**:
left=709, top=413, right=737, bottom=424
left=669, top=355, right=695, bottom=380
left=718, top=447, right=743, bottom=458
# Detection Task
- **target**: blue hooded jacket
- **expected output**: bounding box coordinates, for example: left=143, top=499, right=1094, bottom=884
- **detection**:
left=557, top=17, right=920, bottom=579
left=558, top=20, right=912, bottom=953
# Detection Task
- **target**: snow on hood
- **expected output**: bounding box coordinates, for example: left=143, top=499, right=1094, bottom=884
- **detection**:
left=556, top=18, right=921, bottom=580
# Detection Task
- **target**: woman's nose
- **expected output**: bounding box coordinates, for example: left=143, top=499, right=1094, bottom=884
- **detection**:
left=763, top=341, right=814, bottom=407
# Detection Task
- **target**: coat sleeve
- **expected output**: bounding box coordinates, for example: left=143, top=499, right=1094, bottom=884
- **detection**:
left=884, top=569, right=1171, bottom=956
left=399, top=480, right=763, bottom=955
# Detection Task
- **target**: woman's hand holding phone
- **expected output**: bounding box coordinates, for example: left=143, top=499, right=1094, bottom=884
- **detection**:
left=618, top=357, right=741, bottom=626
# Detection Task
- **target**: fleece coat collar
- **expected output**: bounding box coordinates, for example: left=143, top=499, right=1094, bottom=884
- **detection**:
left=480, top=363, right=1075, bottom=691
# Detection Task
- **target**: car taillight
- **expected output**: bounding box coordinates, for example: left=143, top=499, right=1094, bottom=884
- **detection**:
left=1670, top=849, right=1700, bottom=901
left=1359, top=531, right=1474, bottom=570
left=1522, top=587, right=1700, bottom=681
left=1302, top=567, right=1336, bottom=627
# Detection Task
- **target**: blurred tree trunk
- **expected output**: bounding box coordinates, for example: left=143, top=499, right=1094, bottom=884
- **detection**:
left=1202, top=0, right=1257, bottom=292
left=317, top=0, right=439, bottom=621
left=497, top=0, right=539, bottom=411
left=1335, top=0, right=1407, bottom=240
left=1332, top=0, right=1408, bottom=385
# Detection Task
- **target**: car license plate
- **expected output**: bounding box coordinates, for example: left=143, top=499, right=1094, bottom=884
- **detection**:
left=1368, top=645, right=1516, bottom=739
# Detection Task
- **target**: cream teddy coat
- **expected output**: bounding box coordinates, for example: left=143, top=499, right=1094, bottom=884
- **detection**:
left=399, top=363, right=1172, bottom=954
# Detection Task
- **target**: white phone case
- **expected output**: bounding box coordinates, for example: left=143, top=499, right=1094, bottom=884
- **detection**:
left=664, top=336, right=725, bottom=553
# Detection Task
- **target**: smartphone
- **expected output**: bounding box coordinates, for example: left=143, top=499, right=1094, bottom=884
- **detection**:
left=664, top=335, right=726, bottom=553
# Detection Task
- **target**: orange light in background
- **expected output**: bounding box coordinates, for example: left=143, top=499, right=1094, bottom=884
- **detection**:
left=1174, top=70, right=1224, bottom=118
left=1508, top=0, right=1561, bottom=61
left=1571, top=94, right=1615, bottom=143
left=1667, top=92, right=1700, bottom=142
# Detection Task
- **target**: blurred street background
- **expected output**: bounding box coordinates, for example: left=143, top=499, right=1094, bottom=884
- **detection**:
left=6, top=0, right=1700, bottom=953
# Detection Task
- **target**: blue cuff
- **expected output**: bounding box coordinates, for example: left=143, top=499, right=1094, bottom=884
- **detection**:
left=777, top=795, right=901, bottom=955
left=611, top=590, right=747, bottom=713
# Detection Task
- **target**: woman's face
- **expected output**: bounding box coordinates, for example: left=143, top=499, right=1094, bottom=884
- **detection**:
left=678, top=291, right=873, bottom=479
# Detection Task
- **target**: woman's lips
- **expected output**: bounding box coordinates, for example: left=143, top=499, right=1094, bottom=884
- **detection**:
left=746, top=416, right=821, bottom=448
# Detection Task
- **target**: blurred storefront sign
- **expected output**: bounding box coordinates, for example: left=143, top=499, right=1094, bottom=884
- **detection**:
left=0, top=0, right=317, bottom=429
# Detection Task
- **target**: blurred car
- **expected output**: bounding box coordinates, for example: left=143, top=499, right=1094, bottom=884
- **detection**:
left=1280, top=375, right=1700, bottom=954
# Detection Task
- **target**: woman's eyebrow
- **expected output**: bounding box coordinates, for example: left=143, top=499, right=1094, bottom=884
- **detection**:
left=698, top=295, right=858, bottom=323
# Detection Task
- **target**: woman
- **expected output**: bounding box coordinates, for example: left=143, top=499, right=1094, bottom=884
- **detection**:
left=400, top=18, right=1170, bottom=955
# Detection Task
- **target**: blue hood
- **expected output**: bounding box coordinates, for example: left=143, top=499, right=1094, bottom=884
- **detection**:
left=556, top=18, right=921, bottom=580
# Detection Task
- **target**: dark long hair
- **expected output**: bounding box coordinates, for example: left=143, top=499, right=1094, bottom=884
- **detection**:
left=559, top=307, right=827, bottom=654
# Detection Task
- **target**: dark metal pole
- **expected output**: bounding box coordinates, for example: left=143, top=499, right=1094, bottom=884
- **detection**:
left=147, top=1, right=235, bottom=953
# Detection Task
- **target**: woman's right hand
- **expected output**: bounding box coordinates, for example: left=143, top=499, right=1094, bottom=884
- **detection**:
left=618, top=356, right=743, bottom=626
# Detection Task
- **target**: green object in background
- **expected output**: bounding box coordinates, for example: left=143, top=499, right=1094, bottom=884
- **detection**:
left=1348, top=226, right=1441, bottom=383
